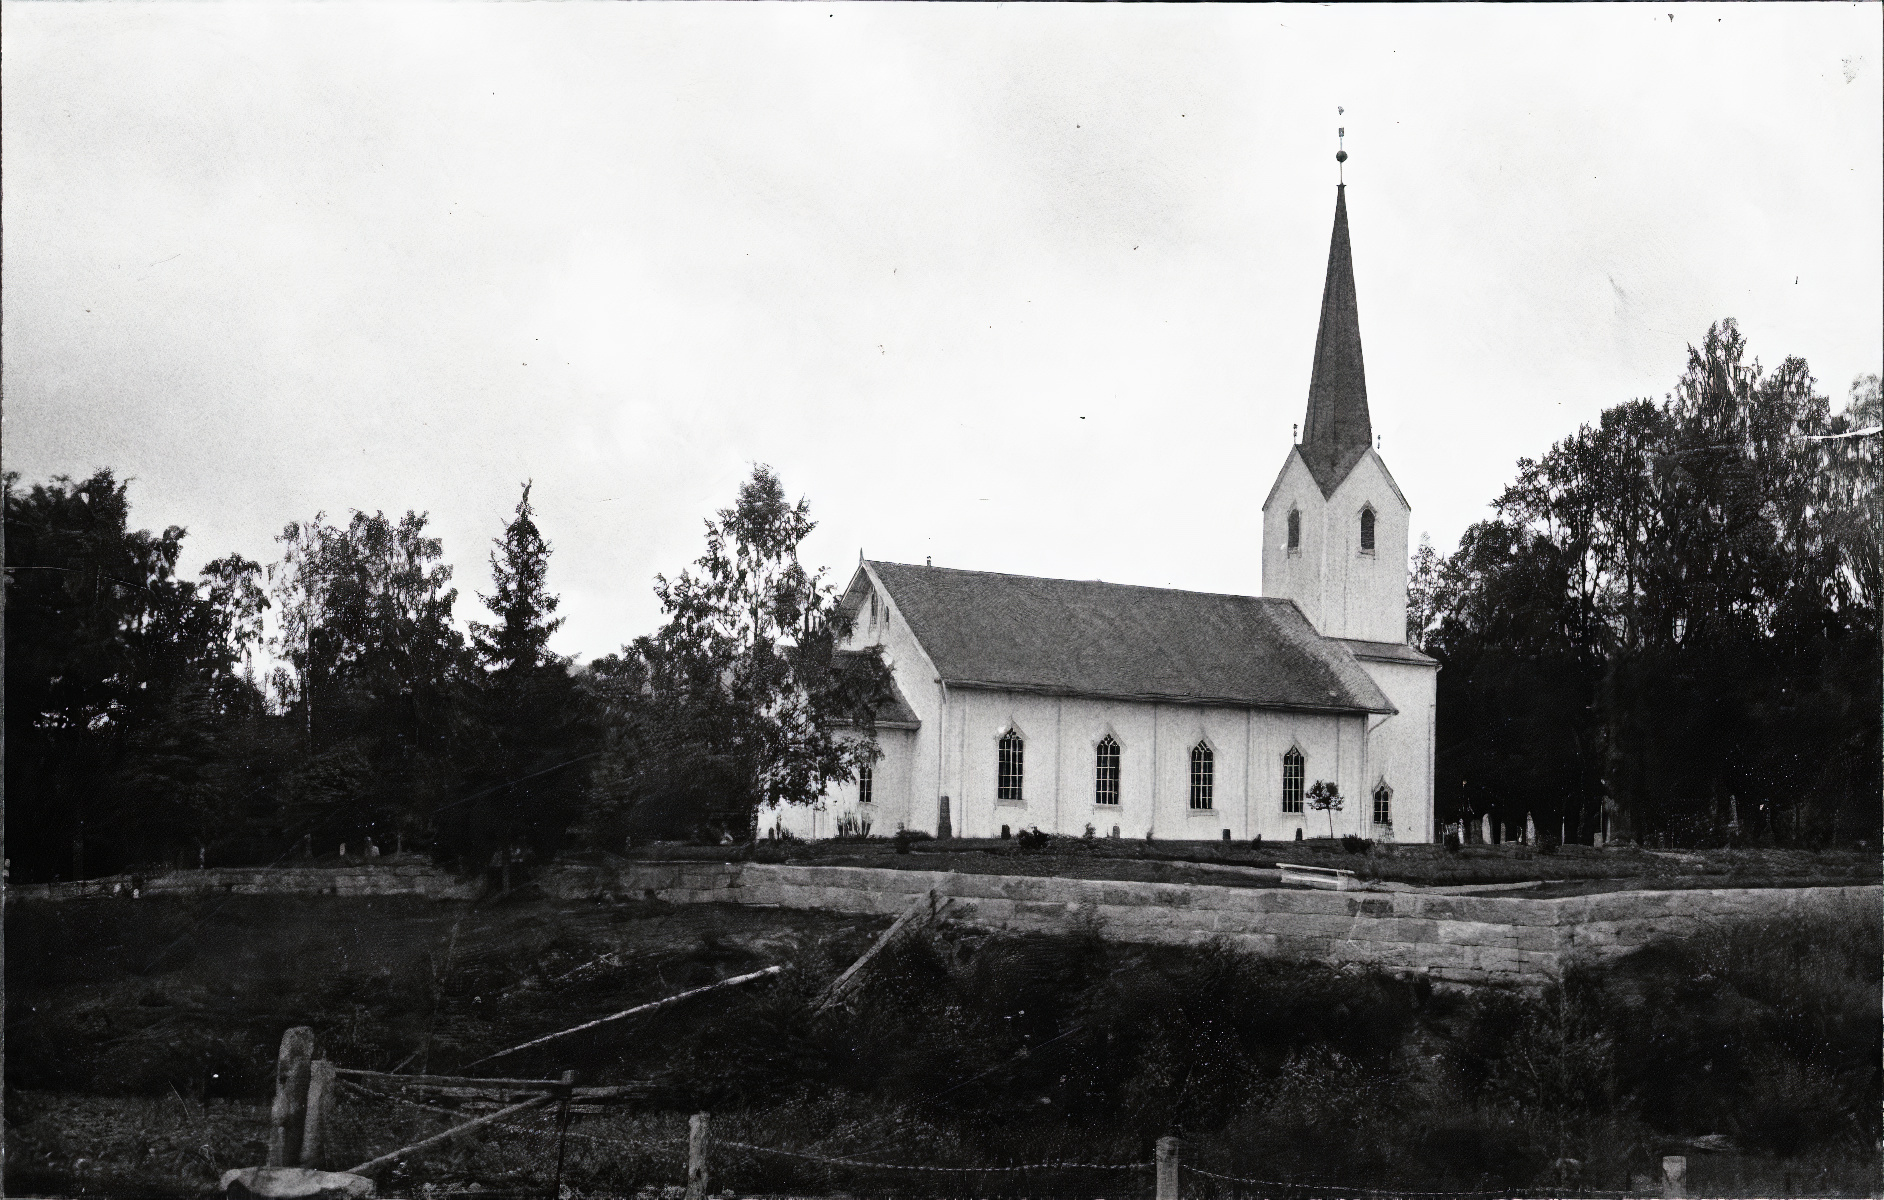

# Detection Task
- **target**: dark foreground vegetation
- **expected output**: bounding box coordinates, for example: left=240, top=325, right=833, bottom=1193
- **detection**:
left=8, top=891, right=1879, bottom=1198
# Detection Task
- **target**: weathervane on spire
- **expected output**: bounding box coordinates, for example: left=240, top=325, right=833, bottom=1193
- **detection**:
left=1336, top=109, right=1348, bottom=184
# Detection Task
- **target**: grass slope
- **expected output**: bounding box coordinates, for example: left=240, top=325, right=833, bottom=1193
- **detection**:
left=7, top=888, right=1879, bottom=1198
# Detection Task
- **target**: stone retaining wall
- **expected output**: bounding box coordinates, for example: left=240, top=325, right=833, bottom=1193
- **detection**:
left=543, top=860, right=1879, bottom=988
left=17, top=858, right=1874, bottom=989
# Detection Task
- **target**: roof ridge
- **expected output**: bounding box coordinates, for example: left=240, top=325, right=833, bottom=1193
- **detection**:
left=867, top=560, right=1291, bottom=604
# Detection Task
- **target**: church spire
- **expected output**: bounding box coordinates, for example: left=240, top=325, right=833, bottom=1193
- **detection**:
left=1299, top=180, right=1372, bottom=498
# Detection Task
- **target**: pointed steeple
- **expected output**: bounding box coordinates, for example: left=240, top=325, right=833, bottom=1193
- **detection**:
left=1299, top=183, right=1372, bottom=497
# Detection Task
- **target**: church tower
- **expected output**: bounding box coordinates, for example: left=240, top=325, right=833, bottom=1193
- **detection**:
left=1261, top=181, right=1412, bottom=645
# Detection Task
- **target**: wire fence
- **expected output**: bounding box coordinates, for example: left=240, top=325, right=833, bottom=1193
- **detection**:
left=315, top=1077, right=1665, bottom=1200
left=1177, top=1163, right=1635, bottom=1200
left=324, top=1075, right=686, bottom=1199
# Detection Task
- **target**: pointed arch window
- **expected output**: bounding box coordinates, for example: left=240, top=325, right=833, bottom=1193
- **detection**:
left=998, top=729, right=1025, bottom=802
left=1287, top=508, right=1302, bottom=551
left=1372, top=781, right=1392, bottom=826
left=1189, top=742, right=1215, bottom=810
left=1359, top=506, right=1376, bottom=553
left=1094, top=736, right=1121, bottom=806
left=1282, top=748, right=1305, bottom=813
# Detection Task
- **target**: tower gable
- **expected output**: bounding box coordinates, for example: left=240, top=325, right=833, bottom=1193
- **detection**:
left=1261, top=182, right=1410, bottom=645
left=1262, top=449, right=1409, bottom=643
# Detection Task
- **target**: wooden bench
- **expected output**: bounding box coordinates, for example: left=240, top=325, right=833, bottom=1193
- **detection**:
left=1275, top=861, right=1359, bottom=891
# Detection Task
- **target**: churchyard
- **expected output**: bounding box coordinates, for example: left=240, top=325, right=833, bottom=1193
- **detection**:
left=638, top=835, right=1881, bottom=894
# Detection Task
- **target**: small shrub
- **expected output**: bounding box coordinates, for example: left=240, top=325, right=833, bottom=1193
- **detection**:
left=891, top=828, right=931, bottom=855
left=1015, top=828, right=1051, bottom=853
left=1341, top=835, right=1371, bottom=855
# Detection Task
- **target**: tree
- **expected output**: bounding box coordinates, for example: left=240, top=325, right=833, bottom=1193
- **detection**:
left=1306, top=780, right=1344, bottom=841
left=3, top=470, right=269, bottom=880
left=470, top=481, right=562, bottom=675
left=1422, top=321, right=1880, bottom=846
left=586, top=466, right=891, bottom=842
left=445, top=483, right=591, bottom=878
left=266, top=508, right=471, bottom=849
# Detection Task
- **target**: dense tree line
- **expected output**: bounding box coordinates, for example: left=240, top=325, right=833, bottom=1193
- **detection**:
left=1412, top=321, right=1880, bottom=846
left=4, top=465, right=884, bottom=883
left=7, top=320, right=1875, bottom=880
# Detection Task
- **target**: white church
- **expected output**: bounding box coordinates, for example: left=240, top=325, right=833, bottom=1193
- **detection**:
left=774, top=182, right=1437, bottom=844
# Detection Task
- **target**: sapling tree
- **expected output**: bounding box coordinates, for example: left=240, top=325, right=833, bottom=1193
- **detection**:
left=1307, top=779, right=1344, bottom=840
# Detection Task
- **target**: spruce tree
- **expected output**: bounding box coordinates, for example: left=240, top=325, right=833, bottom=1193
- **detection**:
left=452, top=483, right=589, bottom=878
left=472, top=481, right=564, bottom=676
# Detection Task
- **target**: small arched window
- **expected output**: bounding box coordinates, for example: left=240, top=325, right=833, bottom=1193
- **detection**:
left=1372, top=781, right=1392, bottom=826
left=1282, top=748, right=1305, bottom=813
left=1287, top=508, right=1302, bottom=550
left=859, top=764, right=874, bottom=806
left=1094, top=736, right=1121, bottom=806
left=998, top=729, right=1025, bottom=802
left=1189, top=742, right=1215, bottom=810
left=1359, top=507, right=1376, bottom=553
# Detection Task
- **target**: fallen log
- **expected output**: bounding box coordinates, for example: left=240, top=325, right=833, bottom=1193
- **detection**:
left=813, top=889, right=949, bottom=1015
left=346, top=1093, right=559, bottom=1176
left=461, top=965, right=785, bottom=1068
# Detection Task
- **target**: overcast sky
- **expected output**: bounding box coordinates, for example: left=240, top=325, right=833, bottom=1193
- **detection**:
left=5, top=3, right=1879, bottom=664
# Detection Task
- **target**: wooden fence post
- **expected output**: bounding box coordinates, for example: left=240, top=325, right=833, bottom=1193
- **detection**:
left=549, top=1070, right=577, bottom=1197
left=1662, top=1155, right=1687, bottom=1199
left=300, top=1059, right=336, bottom=1169
left=1156, top=1135, right=1179, bottom=1200
left=267, top=1027, right=316, bottom=1167
left=685, top=1112, right=711, bottom=1200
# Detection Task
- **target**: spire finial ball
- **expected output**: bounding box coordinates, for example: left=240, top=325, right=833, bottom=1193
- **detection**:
left=1336, top=149, right=1348, bottom=163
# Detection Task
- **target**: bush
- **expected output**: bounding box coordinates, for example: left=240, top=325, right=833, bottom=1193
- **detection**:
left=891, top=828, right=932, bottom=855
left=1595, top=901, right=1881, bottom=1155
left=1015, top=828, right=1051, bottom=853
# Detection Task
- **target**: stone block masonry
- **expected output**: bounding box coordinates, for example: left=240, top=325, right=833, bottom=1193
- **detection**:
left=543, top=861, right=1878, bottom=989
left=16, top=858, right=1873, bottom=990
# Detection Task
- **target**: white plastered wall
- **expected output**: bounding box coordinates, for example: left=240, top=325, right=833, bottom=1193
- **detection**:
left=1261, top=448, right=1410, bottom=644
left=937, top=688, right=1363, bottom=843
left=1353, top=658, right=1437, bottom=843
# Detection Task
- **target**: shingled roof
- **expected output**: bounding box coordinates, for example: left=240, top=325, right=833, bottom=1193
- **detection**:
left=864, top=561, right=1394, bottom=715
left=1299, top=184, right=1373, bottom=498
